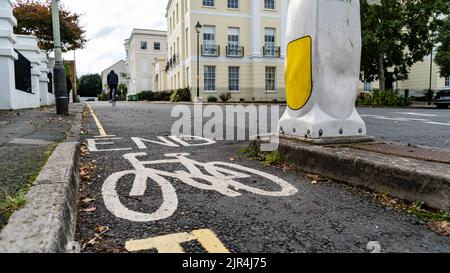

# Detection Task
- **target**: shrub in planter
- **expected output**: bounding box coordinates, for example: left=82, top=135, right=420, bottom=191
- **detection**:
left=170, top=88, right=192, bottom=102
left=208, top=96, right=218, bottom=103
left=97, top=93, right=108, bottom=101
left=138, top=91, right=152, bottom=101
left=219, top=92, right=232, bottom=102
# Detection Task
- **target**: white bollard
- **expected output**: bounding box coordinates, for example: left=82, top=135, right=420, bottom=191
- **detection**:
left=279, top=0, right=366, bottom=139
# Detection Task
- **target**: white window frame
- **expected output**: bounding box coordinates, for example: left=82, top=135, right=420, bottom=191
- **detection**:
left=140, top=41, right=148, bottom=50
left=204, top=66, right=216, bottom=91
left=227, top=0, right=239, bottom=9
left=203, top=0, right=214, bottom=8
left=228, top=66, right=240, bottom=91
left=265, top=66, right=276, bottom=91
left=264, top=0, right=276, bottom=10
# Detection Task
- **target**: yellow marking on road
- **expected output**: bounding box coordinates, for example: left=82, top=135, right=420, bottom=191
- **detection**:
left=125, top=232, right=196, bottom=253
left=87, top=104, right=110, bottom=137
left=191, top=229, right=231, bottom=253
left=125, top=229, right=230, bottom=253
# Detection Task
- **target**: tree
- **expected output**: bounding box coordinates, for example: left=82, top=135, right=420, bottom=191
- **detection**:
left=360, top=0, right=444, bottom=92
left=13, top=0, right=86, bottom=53
left=77, top=74, right=102, bottom=97
left=435, top=8, right=450, bottom=78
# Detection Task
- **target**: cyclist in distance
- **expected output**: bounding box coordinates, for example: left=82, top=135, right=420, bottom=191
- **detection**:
left=107, top=70, right=119, bottom=103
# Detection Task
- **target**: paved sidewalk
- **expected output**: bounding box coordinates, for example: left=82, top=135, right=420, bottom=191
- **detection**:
left=0, top=104, right=83, bottom=228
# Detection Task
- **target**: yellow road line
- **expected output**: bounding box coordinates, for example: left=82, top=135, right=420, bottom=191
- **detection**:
left=87, top=103, right=109, bottom=137
left=125, top=229, right=230, bottom=253
left=125, top=232, right=196, bottom=253
left=192, top=229, right=231, bottom=253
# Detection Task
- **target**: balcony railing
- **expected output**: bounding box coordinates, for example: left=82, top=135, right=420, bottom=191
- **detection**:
left=226, top=45, right=244, bottom=58
left=263, top=46, right=281, bottom=58
left=201, top=44, right=220, bottom=57
left=166, top=54, right=179, bottom=71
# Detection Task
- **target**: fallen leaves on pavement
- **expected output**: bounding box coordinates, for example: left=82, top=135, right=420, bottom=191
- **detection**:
left=83, top=226, right=111, bottom=249
left=82, top=207, right=96, bottom=213
left=428, top=222, right=450, bottom=237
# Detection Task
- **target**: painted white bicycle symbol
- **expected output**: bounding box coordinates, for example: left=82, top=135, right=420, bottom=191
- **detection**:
left=102, top=153, right=298, bottom=222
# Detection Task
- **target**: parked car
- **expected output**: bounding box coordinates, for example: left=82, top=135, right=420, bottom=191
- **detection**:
left=434, top=88, right=450, bottom=109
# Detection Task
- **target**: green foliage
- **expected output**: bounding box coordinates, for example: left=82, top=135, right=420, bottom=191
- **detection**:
left=263, top=151, right=283, bottom=167
left=219, top=92, right=232, bottom=103
left=118, top=83, right=128, bottom=95
left=239, top=143, right=284, bottom=167
left=145, top=91, right=173, bottom=101
left=360, top=0, right=446, bottom=90
left=238, top=143, right=260, bottom=159
left=207, top=96, right=218, bottom=103
left=97, top=93, right=108, bottom=101
left=357, top=90, right=412, bottom=107
left=137, top=91, right=153, bottom=101
left=170, top=88, right=192, bottom=102
left=77, top=74, right=102, bottom=97
left=0, top=189, right=27, bottom=219
left=13, top=0, right=86, bottom=52
left=435, top=15, right=450, bottom=78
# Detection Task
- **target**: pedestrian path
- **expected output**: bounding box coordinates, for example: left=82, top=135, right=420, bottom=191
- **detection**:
left=0, top=104, right=83, bottom=228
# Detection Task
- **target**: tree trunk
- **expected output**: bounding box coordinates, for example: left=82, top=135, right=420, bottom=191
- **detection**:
left=378, top=53, right=386, bottom=92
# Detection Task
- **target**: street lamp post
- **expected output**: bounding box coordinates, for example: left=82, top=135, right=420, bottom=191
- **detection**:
left=51, top=0, right=69, bottom=115
left=195, top=21, right=202, bottom=102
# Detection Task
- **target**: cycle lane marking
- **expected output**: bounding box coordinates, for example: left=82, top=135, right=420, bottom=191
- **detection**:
left=125, top=229, right=230, bottom=253
left=101, top=152, right=299, bottom=223
left=87, top=103, right=115, bottom=138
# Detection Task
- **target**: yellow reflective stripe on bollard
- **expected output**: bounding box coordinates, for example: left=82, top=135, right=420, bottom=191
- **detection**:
left=286, top=36, right=312, bottom=111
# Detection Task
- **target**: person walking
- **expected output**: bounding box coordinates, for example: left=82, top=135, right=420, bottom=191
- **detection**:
left=107, top=70, right=119, bottom=103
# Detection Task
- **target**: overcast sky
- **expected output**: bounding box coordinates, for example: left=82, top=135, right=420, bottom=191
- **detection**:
left=52, top=0, right=168, bottom=76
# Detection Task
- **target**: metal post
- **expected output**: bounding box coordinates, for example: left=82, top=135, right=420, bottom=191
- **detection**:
left=428, top=47, right=433, bottom=105
left=197, top=31, right=200, bottom=99
left=51, top=0, right=69, bottom=115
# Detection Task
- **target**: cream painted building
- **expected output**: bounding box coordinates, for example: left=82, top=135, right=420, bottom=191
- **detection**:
left=124, top=29, right=167, bottom=96
left=164, top=0, right=289, bottom=102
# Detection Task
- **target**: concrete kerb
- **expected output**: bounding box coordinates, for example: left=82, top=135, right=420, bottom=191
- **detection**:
left=264, top=137, right=450, bottom=213
left=0, top=104, right=84, bottom=253
left=0, top=142, right=80, bottom=253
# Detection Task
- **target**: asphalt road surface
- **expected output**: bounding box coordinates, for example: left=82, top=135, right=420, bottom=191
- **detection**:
left=75, top=102, right=450, bottom=253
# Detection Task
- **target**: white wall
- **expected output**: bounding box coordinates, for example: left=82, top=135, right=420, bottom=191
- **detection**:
left=0, top=0, right=55, bottom=110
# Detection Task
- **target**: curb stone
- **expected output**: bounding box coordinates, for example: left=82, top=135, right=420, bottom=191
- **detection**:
left=262, top=138, right=450, bottom=213
left=0, top=142, right=80, bottom=253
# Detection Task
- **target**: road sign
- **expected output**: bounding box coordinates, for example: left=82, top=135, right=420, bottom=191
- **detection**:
left=279, top=0, right=367, bottom=139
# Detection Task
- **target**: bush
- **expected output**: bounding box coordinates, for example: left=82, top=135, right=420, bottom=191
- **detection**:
left=219, top=92, right=232, bottom=103
left=138, top=91, right=152, bottom=101
left=170, top=88, right=192, bottom=102
left=146, top=91, right=173, bottom=101
left=356, top=89, right=412, bottom=107
left=208, top=96, right=218, bottom=103
left=97, top=93, right=108, bottom=101
left=240, top=98, right=245, bottom=102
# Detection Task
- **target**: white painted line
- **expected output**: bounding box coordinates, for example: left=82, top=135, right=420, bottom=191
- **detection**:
left=87, top=104, right=109, bottom=137
left=394, top=112, right=438, bottom=117
left=425, top=122, right=450, bottom=126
